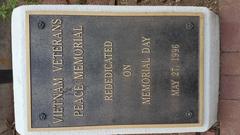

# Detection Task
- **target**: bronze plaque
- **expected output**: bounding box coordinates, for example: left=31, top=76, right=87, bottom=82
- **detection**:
left=27, top=12, right=204, bottom=129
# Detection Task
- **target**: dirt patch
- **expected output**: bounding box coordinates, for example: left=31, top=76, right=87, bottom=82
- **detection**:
left=39, top=0, right=219, bottom=14
left=120, top=0, right=219, bottom=14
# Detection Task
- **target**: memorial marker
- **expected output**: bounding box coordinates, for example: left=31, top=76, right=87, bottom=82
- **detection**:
left=12, top=5, right=219, bottom=135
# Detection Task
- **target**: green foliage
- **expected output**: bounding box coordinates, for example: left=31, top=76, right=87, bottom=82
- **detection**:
left=0, top=0, right=18, bottom=20
left=0, top=0, right=40, bottom=20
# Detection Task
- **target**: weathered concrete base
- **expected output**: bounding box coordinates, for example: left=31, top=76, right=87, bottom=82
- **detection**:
left=12, top=5, right=219, bottom=135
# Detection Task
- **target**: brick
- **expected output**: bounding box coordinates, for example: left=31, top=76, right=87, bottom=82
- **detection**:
left=178, top=133, right=196, bottom=135
left=40, top=0, right=86, bottom=4
left=220, top=76, right=240, bottom=100
left=68, top=0, right=83, bottom=4
left=219, top=100, right=240, bottom=135
left=86, top=0, right=115, bottom=5
left=0, top=83, right=13, bottom=108
left=0, top=83, right=14, bottom=122
left=221, top=53, right=240, bottom=75
left=117, top=0, right=137, bottom=5
left=0, top=83, right=14, bottom=135
left=220, top=0, right=240, bottom=52
left=201, top=131, right=215, bottom=135
left=0, top=20, right=11, bottom=70
left=39, top=0, right=67, bottom=4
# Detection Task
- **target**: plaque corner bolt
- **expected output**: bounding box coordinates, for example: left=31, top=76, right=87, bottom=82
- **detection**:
left=184, top=111, right=193, bottom=119
left=38, top=21, right=45, bottom=30
left=185, top=22, right=194, bottom=30
left=39, top=113, right=47, bottom=120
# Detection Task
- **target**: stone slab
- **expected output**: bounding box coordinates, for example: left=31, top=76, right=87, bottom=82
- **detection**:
left=11, top=5, right=219, bottom=135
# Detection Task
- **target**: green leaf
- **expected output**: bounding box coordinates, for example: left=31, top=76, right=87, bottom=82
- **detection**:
left=0, top=0, right=19, bottom=20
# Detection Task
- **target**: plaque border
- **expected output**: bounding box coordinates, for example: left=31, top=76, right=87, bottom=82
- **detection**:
left=25, top=11, right=204, bottom=131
